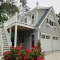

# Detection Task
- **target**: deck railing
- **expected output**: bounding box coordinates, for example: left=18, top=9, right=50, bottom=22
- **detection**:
left=0, top=28, right=3, bottom=55
left=5, top=13, right=35, bottom=27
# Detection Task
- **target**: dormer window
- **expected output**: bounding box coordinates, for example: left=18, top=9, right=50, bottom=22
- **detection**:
left=46, top=18, right=49, bottom=23
left=32, top=14, right=34, bottom=19
left=31, top=14, right=34, bottom=24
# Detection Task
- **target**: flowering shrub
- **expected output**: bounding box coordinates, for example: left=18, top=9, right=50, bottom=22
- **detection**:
left=3, top=46, right=45, bottom=60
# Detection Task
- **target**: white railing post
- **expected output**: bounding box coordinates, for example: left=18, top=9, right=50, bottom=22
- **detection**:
left=1, top=37, right=3, bottom=55
left=0, top=29, right=3, bottom=55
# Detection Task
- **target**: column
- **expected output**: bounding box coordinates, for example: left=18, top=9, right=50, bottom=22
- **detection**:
left=38, top=28, right=40, bottom=40
left=9, top=28, right=11, bottom=41
left=14, top=24, right=17, bottom=47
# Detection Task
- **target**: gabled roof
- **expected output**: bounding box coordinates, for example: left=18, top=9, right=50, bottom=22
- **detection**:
left=35, top=6, right=52, bottom=27
left=25, top=6, right=49, bottom=16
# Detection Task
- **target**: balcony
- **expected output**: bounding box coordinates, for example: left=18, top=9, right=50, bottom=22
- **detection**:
left=4, top=14, right=35, bottom=29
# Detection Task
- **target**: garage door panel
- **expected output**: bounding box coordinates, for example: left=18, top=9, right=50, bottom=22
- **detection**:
left=53, top=40, right=60, bottom=50
left=41, top=39, right=52, bottom=51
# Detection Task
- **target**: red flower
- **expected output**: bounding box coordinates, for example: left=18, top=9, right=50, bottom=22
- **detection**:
left=8, top=55, right=11, bottom=59
left=31, top=58, right=34, bottom=60
left=17, top=52, right=20, bottom=55
left=19, top=56, right=22, bottom=60
left=37, top=48, right=41, bottom=51
left=6, top=56, right=9, bottom=60
left=27, top=49, right=32, bottom=54
left=37, top=56, right=43, bottom=60
left=15, top=47, right=20, bottom=51
left=3, top=52, right=7, bottom=55
left=21, top=46, right=25, bottom=49
left=10, top=46, right=14, bottom=49
left=24, top=56, right=28, bottom=60
left=7, top=52, right=10, bottom=55
left=33, top=46, right=38, bottom=49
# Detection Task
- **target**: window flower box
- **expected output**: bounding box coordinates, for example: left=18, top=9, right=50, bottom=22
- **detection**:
left=54, top=26, right=57, bottom=29
left=46, top=22, right=50, bottom=26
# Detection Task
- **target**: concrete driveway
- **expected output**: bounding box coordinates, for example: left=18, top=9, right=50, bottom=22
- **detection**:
left=45, top=51, right=60, bottom=60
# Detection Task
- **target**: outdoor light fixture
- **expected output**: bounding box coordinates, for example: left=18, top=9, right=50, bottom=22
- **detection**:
left=29, top=35, right=30, bottom=38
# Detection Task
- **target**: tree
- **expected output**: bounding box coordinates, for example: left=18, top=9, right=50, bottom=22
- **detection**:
left=56, top=13, right=60, bottom=25
left=20, top=0, right=27, bottom=7
left=58, top=19, right=60, bottom=25
left=0, top=1, right=19, bottom=22
left=20, top=0, right=30, bottom=12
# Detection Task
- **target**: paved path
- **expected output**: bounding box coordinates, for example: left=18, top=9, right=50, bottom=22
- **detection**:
left=0, top=51, right=60, bottom=60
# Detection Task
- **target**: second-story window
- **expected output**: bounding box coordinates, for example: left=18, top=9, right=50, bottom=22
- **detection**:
left=46, top=18, right=48, bottom=23
left=32, top=14, right=34, bottom=19
left=32, top=14, right=34, bottom=24
left=49, top=20, right=53, bottom=26
left=25, top=17, right=27, bottom=23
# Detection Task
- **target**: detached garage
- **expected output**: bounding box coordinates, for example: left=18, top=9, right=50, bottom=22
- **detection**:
left=40, top=33, right=60, bottom=52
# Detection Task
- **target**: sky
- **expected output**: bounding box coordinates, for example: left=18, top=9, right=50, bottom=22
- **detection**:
left=27, top=0, right=60, bottom=14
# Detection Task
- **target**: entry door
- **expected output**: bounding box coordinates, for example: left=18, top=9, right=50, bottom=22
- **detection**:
left=22, top=34, right=24, bottom=45
left=31, top=35, right=34, bottom=47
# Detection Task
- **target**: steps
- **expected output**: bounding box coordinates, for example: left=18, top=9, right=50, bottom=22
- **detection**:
left=0, top=28, right=10, bottom=55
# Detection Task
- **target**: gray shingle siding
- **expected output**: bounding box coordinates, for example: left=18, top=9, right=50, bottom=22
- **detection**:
left=35, top=7, right=52, bottom=27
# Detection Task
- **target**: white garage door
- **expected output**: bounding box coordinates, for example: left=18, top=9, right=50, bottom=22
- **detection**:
left=41, top=35, right=52, bottom=52
left=53, top=37, right=60, bottom=51
left=41, top=35, right=60, bottom=52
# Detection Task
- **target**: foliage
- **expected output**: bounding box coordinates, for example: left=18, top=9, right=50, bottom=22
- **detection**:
left=37, top=40, right=41, bottom=48
left=20, top=0, right=30, bottom=12
left=58, top=19, right=60, bottom=25
left=3, top=46, right=45, bottom=60
left=20, top=0, right=27, bottom=7
left=0, top=2, right=19, bottom=22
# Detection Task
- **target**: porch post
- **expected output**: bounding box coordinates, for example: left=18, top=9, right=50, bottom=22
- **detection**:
left=14, top=24, right=17, bottom=47
left=38, top=28, right=40, bottom=40
left=9, top=28, right=11, bottom=41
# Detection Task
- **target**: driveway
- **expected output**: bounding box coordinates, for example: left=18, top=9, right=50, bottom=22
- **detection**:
left=45, top=51, right=60, bottom=60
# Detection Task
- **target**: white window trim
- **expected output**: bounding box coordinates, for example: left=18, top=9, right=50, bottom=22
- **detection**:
left=41, top=33, right=51, bottom=36
left=31, top=13, right=35, bottom=24
left=41, top=33, right=50, bottom=39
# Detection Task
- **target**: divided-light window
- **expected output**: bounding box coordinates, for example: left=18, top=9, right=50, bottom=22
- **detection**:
left=53, top=37, right=58, bottom=40
left=41, top=35, right=45, bottom=39
left=46, top=36, right=50, bottom=39
left=41, top=35, right=50, bottom=39
left=49, top=20, right=53, bottom=26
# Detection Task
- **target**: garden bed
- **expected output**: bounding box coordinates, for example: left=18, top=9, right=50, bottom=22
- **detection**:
left=3, top=46, right=45, bottom=60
